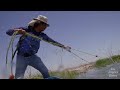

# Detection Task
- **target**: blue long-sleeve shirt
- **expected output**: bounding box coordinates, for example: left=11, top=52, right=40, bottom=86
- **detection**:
left=6, top=26, right=64, bottom=57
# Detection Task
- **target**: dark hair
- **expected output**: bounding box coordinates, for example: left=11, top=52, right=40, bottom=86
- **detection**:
left=33, top=21, right=41, bottom=28
left=32, top=21, right=49, bottom=28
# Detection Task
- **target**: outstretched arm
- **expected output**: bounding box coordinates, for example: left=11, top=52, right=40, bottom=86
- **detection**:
left=41, top=33, right=71, bottom=52
left=41, top=33, right=65, bottom=48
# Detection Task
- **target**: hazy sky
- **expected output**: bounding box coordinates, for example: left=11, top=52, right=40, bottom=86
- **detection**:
left=0, top=11, right=120, bottom=78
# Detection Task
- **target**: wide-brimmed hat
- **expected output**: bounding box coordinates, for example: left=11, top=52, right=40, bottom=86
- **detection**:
left=28, top=15, right=49, bottom=27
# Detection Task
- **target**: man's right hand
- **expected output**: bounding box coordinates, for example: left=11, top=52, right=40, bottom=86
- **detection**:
left=14, top=29, right=26, bottom=35
left=63, top=46, right=71, bottom=52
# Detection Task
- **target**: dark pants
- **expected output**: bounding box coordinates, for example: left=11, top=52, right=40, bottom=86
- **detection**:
left=15, top=54, right=50, bottom=79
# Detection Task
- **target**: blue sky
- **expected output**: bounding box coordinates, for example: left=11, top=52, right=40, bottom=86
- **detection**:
left=0, top=11, right=120, bottom=78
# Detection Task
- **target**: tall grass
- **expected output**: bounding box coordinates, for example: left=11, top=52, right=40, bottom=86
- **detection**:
left=94, top=55, right=120, bottom=68
left=49, top=70, right=79, bottom=79
left=26, top=70, right=80, bottom=79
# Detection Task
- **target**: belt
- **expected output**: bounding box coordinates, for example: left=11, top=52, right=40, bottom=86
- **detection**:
left=17, top=52, right=32, bottom=57
left=23, top=53, right=32, bottom=57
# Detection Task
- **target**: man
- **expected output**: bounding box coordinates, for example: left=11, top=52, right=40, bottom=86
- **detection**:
left=6, top=15, right=71, bottom=79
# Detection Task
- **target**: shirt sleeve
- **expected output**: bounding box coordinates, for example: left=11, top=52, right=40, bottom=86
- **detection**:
left=6, top=26, right=28, bottom=36
left=41, top=33, right=65, bottom=48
